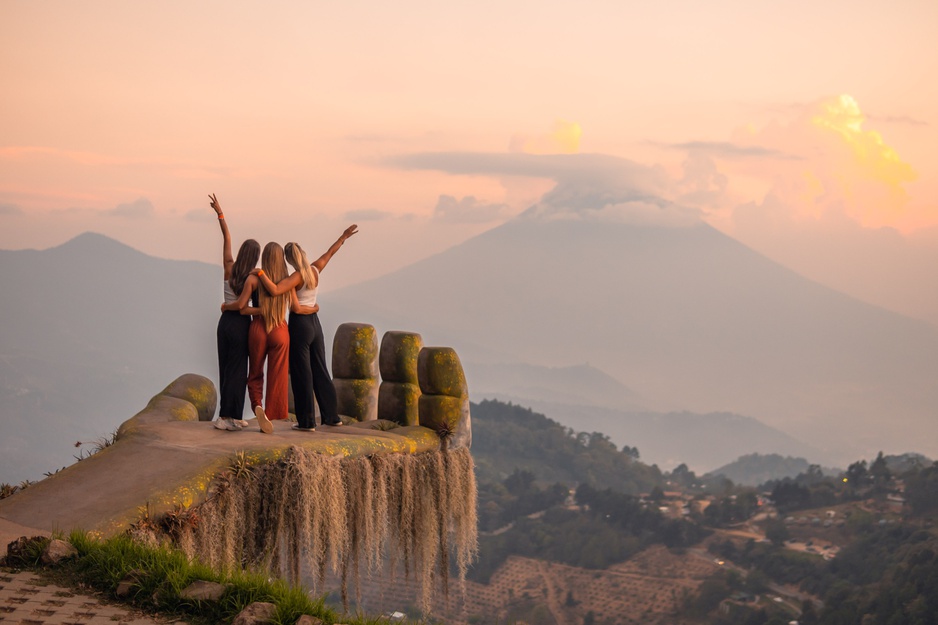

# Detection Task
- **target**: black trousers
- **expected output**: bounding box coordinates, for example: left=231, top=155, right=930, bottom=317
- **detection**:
left=289, top=313, right=339, bottom=428
left=216, top=310, right=251, bottom=419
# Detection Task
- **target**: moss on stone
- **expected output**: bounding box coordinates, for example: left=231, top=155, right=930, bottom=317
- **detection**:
left=334, top=377, right=378, bottom=422
left=332, top=323, right=379, bottom=379
left=418, top=394, right=467, bottom=434
left=378, top=331, right=423, bottom=384
left=160, top=373, right=217, bottom=421
left=378, top=381, right=421, bottom=426
left=417, top=347, right=468, bottom=397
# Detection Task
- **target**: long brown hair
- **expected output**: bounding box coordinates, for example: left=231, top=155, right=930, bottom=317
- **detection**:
left=229, top=239, right=260, bottom=295
left=284, top=242, right=317, bottom=290
left=260, top=242, right=289, bottom=333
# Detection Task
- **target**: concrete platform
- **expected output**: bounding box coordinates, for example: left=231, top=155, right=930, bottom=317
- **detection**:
left=0, top=374, right=444, bottom=539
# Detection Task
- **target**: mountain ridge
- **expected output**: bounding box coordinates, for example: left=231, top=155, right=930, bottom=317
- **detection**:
left=328, top=217, right=938, bottom=464
left=4, top=225, right=936, bottom=479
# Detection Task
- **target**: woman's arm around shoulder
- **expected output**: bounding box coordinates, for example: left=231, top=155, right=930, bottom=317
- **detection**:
left=220, top=274, right=258, bottom=312
left=256, top=269, right=302, bottom=296
left=290, top=289, right=320, bottom=315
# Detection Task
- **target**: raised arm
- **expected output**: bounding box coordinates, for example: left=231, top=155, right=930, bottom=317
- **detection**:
left=312, top=224, right=358, bottom=272
left=210, top=193, right=234, bottom=280
left=220, top=274, right=259, bottom=312
left=255, top=269, right=303, bottom=296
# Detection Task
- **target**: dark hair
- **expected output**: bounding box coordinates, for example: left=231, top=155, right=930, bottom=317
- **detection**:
left=229, top=239, right=260, bottom=295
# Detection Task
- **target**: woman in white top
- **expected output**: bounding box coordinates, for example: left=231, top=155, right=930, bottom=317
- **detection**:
left=210, top=194, right=260, bottom=432
left=256, top=226, right=357, bottom=431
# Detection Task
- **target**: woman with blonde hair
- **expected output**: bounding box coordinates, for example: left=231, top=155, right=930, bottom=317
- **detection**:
left=224, top=241, right=314, bottom=432
left=256, top=225, right=358, bottom=431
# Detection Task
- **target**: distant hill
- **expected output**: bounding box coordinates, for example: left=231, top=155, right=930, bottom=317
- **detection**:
left=490, top=399, right=824, bottom=473
left=883, top=452, right=933, bottom=473
left=6, top=225, right=937, bottom=480
left=328, top=216, right=938, bottom=465
left=707, top=453, right=840, bottom=487
left=0, top=233, right=220, bottom=482
left=467, top=361, right=643, bottom=410
left=471, top=399, right=663, bottom=494
left=705, top=452, right=935, bottom=488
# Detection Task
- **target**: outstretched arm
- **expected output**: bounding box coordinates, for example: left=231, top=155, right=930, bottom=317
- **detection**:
left=254, top=269, right=303, bottom=296
left=220, top=274, right=258, bottom=312
left=210, top=194, right=234, bottom=281
left=312, top=224, right=358, bottom=272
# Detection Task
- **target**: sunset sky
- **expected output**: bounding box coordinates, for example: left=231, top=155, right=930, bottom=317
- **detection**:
left=2, top=1, right=937, bottom=320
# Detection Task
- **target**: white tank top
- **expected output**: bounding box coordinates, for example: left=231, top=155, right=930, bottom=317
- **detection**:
left=223, top=279, right=238, bottom=304
left=295, top=266, right=319, bottom=308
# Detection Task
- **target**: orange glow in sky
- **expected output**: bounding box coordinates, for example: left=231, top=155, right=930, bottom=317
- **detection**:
left=1, top=1, right=937, bottom=297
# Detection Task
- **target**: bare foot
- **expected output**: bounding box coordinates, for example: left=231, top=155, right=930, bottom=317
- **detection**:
left=255, top=405, right=273, bottom=434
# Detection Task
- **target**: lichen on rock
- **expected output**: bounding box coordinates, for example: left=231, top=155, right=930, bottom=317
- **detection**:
left=417, top=347, right=472, bottom=449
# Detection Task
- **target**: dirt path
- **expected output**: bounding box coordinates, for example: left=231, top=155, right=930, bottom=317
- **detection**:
left=536, top=560, right=568, bottom=625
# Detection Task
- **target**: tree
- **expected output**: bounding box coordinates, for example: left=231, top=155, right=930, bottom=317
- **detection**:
left=799, top=599, right=819, bottom=625
left=869, top=451, right=891, bottom=492
left=670, top=463, right=698, bottom=488
left=504, top=469, right=536, bottom=495
left=906, top=462, right=938, bottom=514
left=765, top=517, right=790, bottom=547
left=771, top=480, right=811, bottom=512
left=845, top=460, right=869, bottom=490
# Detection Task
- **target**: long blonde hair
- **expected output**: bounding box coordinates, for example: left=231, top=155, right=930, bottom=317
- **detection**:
left=260, top=242, right=289, bottom=333
left=285, top=242, right=317, bottom=290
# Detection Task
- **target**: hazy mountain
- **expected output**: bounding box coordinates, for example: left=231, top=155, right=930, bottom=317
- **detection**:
left=0, top=233, right=220, bottom=482
left=466, top=361, right=643, bottom=411
left=5, top=221, right=937, bottom=481
left=882, top=453, right=933, bottom=474
left=486, top=398, right=822, bottom=472
left=328, top=216, right=938, bottom=465
left=707, top=453, right=841, bottom=487
left=470, top=398, right=664, bottom=493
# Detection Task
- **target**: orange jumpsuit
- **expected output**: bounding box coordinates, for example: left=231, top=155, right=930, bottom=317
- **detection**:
left=247, top=316, right=290, bottom=420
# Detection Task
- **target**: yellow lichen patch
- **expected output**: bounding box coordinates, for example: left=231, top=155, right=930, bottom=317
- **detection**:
left=379, top=331, right=424, bottom=384
left=334, top=378, right=378, bottom=422
left=417, top=347, right=468, bottom=397
left=159, top=373, right=217, bottom=421
left=378, top=381, right=421, bottom=425
left=134, top=456, right=232, bottom=522
left=333, top=323, right=379, bottom=379
left=418, top=395, right=466, bottom=433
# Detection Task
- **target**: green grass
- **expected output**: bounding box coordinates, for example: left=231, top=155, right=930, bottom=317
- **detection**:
left=9, top=532, right=420, bottom=625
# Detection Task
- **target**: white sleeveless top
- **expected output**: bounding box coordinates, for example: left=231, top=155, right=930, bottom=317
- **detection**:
left=295, top=266, right=319, bottom=308
left=223, top=279, right=238, bottom=304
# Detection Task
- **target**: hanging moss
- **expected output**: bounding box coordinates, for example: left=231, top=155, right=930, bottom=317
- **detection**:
left=157, top=446, right=477, bottom=617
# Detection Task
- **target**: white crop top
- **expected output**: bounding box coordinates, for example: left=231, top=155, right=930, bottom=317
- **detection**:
left=223, top=279, right=238, bottom=304
left=295, top=266, right=319, bottom=308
